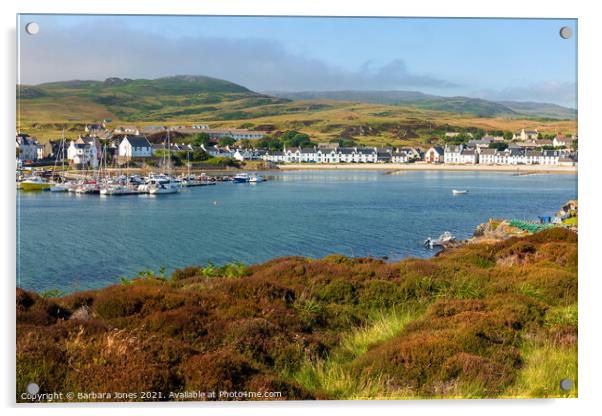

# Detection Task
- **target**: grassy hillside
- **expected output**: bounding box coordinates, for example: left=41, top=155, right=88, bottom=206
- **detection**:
left=17, top=76, right=577, bottom=146
left=268, top=90, right=577, bottom=120
left=17, top=228, right=577, bottom=401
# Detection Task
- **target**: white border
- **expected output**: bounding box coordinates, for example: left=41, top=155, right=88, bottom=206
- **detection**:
left=2, top=1, right=601, bottom=415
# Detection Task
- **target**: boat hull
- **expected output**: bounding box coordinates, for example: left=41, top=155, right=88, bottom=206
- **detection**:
left=20, top=182, right=51, bottom=191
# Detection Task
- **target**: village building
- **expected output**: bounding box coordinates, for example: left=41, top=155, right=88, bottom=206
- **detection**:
left=118, top=135, right=152, bottom=158
left=478, top=148, right=497, bottom=165
left=460, top=148, right=479, bottom=164
left=67, top=136, right=100, bottom=168
left=391, top=150, right=411, bottom=163
left=16, top=134, right=45, bottom=161
left=171, top=127, right=267, bottom=141
left=553, top=135, right=576, bottom=148
left=444, top=145, right=463, bottom=164
left=233, top=148, right=264, bottom=161
left=113, top=126, right=140, bottom=136
left=467, top=137, right=493, bottom=149
left=424, top=146, right=444, bottom=163
left=513, top=129, right=539, bottom=141
left=377, top=149, right=392, bottom=163
left=84, top=122, right=109, bottom=138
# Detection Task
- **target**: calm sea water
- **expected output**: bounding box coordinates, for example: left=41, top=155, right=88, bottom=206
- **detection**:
left=17, top=170, right=577, bottom=292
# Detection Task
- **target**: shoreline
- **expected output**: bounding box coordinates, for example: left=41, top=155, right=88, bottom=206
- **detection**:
left=276, top=163, right=578, bottom=174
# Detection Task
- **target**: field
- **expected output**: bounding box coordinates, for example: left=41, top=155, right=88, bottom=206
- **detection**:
left=17, top=76, right=577, bottom=147
left=17, top=227, right=577, bottom=401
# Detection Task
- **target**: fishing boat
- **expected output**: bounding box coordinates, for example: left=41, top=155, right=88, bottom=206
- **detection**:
left=233, top=173, right=250, bottom=183
left=424, top=231, right=455, bottom=249
left=452, top=189, right=469, bottom=195
left=20, top=176, right=51, bottom=191
left=249, top=175, right=265, bottom=183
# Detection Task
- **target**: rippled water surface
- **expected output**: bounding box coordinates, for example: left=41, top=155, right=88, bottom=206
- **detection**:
left=17, top=170, right=577, bottom=292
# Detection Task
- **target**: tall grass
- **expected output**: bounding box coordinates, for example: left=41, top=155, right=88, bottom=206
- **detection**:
left=506, top=303, right=578, bottom=398
left=505, top=340, right=577, bottom=398
left=291, top=308, right=420, bottom=399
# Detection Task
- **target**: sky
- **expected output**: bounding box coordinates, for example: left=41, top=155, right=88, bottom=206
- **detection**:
left=17, top=15, right=577, bottom=107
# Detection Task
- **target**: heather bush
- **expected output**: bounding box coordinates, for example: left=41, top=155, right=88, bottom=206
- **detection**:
left=16, top=227, right=577, bottom=401
left=180, top=349, right=257, bottom=395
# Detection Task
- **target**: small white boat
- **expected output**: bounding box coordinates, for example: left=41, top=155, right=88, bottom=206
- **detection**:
left=148, top=179, right=180, bottom=194
left=424, top=231, right=456, bottom=249
left=452, top=189, right=469, bottom=195
left=50, top=181, right=73, bottom=192
left=233, top=173, right=250, bottom=183
left=249, top=175, right=265, bottom=183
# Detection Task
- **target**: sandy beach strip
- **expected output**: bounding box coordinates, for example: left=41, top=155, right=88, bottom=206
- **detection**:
left=277, top=163, right=577, bottom=175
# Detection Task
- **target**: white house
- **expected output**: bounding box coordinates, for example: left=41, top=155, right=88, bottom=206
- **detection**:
left=233, top=148, right=263, bottom=161
left=391, top=150, right=411, bottom=163
left=513, top=129, right=539, bottom=141
left=338, top=148, right=355, bottom=163
left=299, top=147, right=318, bottom=162
left=356, top=148, right=377, bottom=163
left=67, top=136, right=100, bottom=168
left=553, top=135, right=576, bottom=148
left=424, top=147, right=444, bottom=163
left=459, top=148, right=479, bottom=164
left=16, top=134, right=44, bottom=161
left=118, top=135, right=152, bottom=158
left=284, top=147, right=301, bottom=163
left=478, top=148, right=497, bottom=165
left=264, top=151, right=286, bottom=163
left=444, top=145, right=463, bottom=164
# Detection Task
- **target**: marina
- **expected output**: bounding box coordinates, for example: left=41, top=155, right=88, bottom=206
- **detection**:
left=16, top=170, right=576, bottom=293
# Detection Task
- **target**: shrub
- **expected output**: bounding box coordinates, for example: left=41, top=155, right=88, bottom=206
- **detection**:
left=180, top=349, right=257, bottom=396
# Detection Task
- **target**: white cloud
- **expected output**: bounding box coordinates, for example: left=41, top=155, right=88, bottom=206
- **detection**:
left=19, top=22, right=456, bottom=91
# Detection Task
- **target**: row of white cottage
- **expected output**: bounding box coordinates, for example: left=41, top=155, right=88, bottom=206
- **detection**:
left=261, top=147, right=421, bottom=164
left=63, top=135, right=577, bottom=168
left=435, top=144, right=576, bottom=166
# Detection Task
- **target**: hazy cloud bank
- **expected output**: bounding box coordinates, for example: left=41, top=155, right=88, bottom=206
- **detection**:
left=19, top=22, right=455, bottom=92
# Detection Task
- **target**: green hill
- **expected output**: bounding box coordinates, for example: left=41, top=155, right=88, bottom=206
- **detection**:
left=18, top=75, right=289, bottom=122
left=16, top=75, right=577, bottom=146
left=267, top=90, right=576, bottom=120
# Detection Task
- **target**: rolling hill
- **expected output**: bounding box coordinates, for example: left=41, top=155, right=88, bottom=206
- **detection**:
left=16, top=75, right=577, bottom=146
left=266, top=90, right=577, bottom=120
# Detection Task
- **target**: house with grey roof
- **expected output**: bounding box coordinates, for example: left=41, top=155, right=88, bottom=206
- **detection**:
left=118, top=135, right=152, bottom=158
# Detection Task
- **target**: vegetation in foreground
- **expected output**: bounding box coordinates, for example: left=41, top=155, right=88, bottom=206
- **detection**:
left=16, top=228, right=577, bottom=401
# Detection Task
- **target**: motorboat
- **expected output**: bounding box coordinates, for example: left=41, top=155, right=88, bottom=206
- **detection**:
left=452, top=189, right=469, bottom=195
left=49, top=182, right=71, bottom=192
left=233, top=173, right=250, bottom=183
left=424, top=231, right=456, bottom=249
left=249, top=175, right=265, bottom=183
left=20, top=176, right=51, bottom=191
left=148, top=178, right=180, bottom=194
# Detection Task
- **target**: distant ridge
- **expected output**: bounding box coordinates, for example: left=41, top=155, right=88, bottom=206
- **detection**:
left=265, top=90, right=577, bottom=120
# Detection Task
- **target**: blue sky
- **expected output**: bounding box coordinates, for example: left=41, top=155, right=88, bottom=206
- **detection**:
left=18, top=15, right=577, bottom=107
